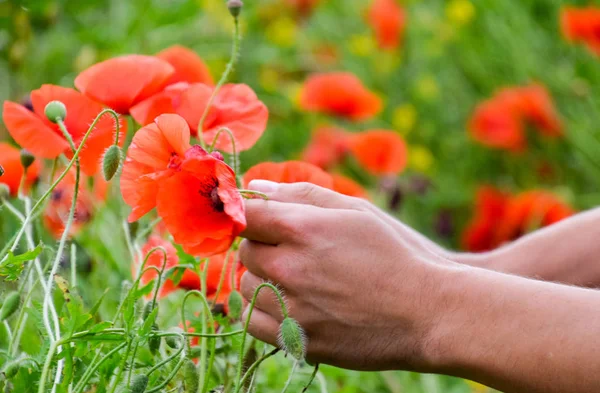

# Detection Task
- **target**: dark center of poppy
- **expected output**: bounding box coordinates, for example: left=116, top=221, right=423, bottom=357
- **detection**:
left=51, top=189, right=64, bottom=201
left=168, top=152, right=183, bottom=170
left=210, top=185, right=225, bottom=213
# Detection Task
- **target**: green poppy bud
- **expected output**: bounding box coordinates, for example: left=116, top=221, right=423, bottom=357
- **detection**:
left=227, top=290, right=243, bottom=320
left=129, top=374, right=149, bottom=393
left=19, top=150, right=35, bottom=170
left=102, top=145, right=122, bottom=181
left=44, top=100, right=67, bottom=124
left=149, top=324, right=161, bottom=355
left=227, top=0, right=243, bottom=17
left=278, top=317, right=306, bottom=360
left=183, top=358, right=199, bottom=393
left=165, top=327, right=183, bottom=349
left=0, top=184, right=10, bottom=202
left=0, top=292, right=20, bottom=322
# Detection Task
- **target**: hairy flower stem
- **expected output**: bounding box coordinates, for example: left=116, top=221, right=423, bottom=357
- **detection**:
left=196, top=14, right=241, bottom=149
left=211, top=248, right=234, bottom=309
left=146, top=356, right=186, bottom=393
left=235, top=348, right=280, bottom=393
left=208, top=127, right=239, bottom=180
left=146, top=334, right=185, bottom=376
left=280, top=359, right=299, bottom=393
left=108, top=338, right=133, bottom=393
left=234, top=283, right=289, bottom=393
left=72, top=342, right=128, bottom=393
left=302, top=364, right=320, bottom=393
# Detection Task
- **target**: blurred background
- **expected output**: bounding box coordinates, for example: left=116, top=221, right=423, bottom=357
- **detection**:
left=1, top=0, right=600, bottom=391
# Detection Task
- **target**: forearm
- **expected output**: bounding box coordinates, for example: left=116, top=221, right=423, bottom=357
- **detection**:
left=428, top=264, right=600, bottom=393
left=455, top=208, right=600, bottom=287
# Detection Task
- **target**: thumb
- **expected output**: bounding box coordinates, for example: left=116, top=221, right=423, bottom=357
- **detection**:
left=247, top=180, right=361, bottom=210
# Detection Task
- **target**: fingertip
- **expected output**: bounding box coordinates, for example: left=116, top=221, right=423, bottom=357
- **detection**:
left=248, top=179, right=279, bottom=194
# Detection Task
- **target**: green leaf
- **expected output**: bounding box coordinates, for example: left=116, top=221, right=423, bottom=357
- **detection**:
left=0, top=245, right=43, bottom=281
left=89, top=321, right=113, bottom=333
left=139, top=307, right=158, bottom=339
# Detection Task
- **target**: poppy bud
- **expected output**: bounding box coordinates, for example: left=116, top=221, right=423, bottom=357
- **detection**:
left=278, top=317, right=306, bottom=360
left=227, top=0, right=243, bottom=17
left=183, top=358, right=199, bottom=393
left=0, top=184, right=9, bottom=202
left=149, top=324, right=161, bottom=355
left=129, top=374, right=149, bottom=393
left=0, top=292, right=20, bottom=322
left=188, top=345, right=203, bottom=359
left=19, top=149, right=35, bottom=170
left=165, top=327, right=183, bottom=348
left=0, top=164, right=4, bottom=177
left=227, top=290, right=243, bottom=320
left=142, top=301, right=157, bottom=321
left=102, top=145, right=122, bottom=181
left=44, top=100, right=67, bottom=124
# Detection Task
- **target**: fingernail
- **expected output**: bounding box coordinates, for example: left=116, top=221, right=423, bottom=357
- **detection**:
left=248, top=179, right=279, bottom=194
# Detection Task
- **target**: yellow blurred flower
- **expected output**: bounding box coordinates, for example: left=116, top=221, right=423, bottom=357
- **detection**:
left=392, top=104, right=417, bottom=134
left=373, top=51, right=401, bottom=75
left=74, top=45, right=98, bottom=73
left=409, top=145, right=434, bottom=173
left=446, top=0, right=476, bottom=26
left=348, top=35, right=376, bottom=57
left=265, top=17, right=298, bottom=48
left=415, top=75, right=440, bottom=102
left=286, top=82, right=303, bottom=108
left=259, top=67, right=280, bottom=93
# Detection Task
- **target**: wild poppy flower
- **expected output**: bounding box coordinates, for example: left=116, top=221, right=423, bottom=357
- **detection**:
left=299, top=72, right=382, bottom=121
left=348, top=130, right=408, bottom=175
left=156, top=45, right=214, bottom=86
left=74, top=55, right=175, bottom=114
left=301, top=126, right=350, bottom=170
left=121, top=114, right=246, bottom=257
left=243, top=161, right=334, bottom=189
left=561, top=6, right=600, bottom=55
left=367, top=0, right=407, bottom=50
left=131, top=83, right=268, bottom=153
left=461, top=186, right=510, bottom=252
left=135, top=236, right=200, bottom=297
left=516, top=84, right=562, bottom=137
left=285, top=0, right=321, bottom=17
left=3, top=85, right=126, bottom=175
left=0, top=143, right=41, bottom=197
left=331, top=174, right=368, bottom=199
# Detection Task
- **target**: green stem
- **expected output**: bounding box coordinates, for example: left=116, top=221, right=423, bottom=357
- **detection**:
left=211, top=248, right=234, bottom=309
left=280, top=360, right=299, bottom=393
left=154, top=330, right=243, bottom=339
left=146, top=334, right=185, bottom=376
left=108, top=338, right=133, bottom=393
left=38, top=340, right=60, bottom=393
left=208, top=127, right=239, bottom=178
left=238, top=190, right=269, bottom=200
left=234, top=283, right=288, bottom=393
left=235, top=348, right=280, bottom=393
left=73, top=342, right=128, bottom=393
left=302, top=364, right=320, bottom=393
left=146, top=356, right=186, bottom=393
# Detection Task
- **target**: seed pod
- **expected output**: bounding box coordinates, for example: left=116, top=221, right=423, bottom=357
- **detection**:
left=142, top=301, right=156, bottom=321
left=2, top=359, right=20, bottom=379
left=227, top=290, right=243, bottom=320
left=44, top=100, right=67, bottom=123
left=183, top=358, right=199, bottom=393
left=227, top=0, right=243, bottom=17
left=148, top=324, right=161, bottom=354
left=165, top=328, right=183, bottom=349
left=188, top=345, right=202, bottom=359
left=102, top=145, right=122, bottom=181
left=0, top=292, right=20, bottom=322
left=0, top=184, right=9, bottom=202
left=278, top=317, right=306, bottom=360
left=129, top=374, right=149, bottom=393
left=19, top=150, right=35, bottom=171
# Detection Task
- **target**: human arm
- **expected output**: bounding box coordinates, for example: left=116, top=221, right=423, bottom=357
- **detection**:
left=238, top=181, right=600, bottom=393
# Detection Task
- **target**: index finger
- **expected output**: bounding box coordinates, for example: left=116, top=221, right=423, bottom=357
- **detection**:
left=241, top=199, right=312, bottom=245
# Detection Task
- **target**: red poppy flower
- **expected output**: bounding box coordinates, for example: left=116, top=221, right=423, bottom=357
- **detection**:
left=516, top=84, right=562, bottom=137
left=156, top=45, right=214, bottom=86
left=156, top=151, right=246, bottom=257
left=3, top=85, right=126, bottom=176
left=205, top=251, right=246, bottom=304
left=301, top=126, right=350, bottom=170
left=496, top=191, right=574, bottom=244
left=561, top=6, right=600, bottom=55
left=348, top=130, right=407, bottom=175
left=0, top=143, right=41, bottom=197
left=243, top=161, right=334, bottom=189
left=299, top=72, right=382, bottom=121
left=131, top=83, right=268, bottom=153
left=135, top=236, right=200, bottom=298
left=461, top=186, right=510, bottom=252
left=74, top=55, right=175, bottom=114
left=285, top=0, right=321, bottom=17
left=367, top=0, right=407, bottom=50
left=43, top=169, right=97, bottom=239
left=332, top=174, right=368, bottom=199
left=468, top=98, right=525, bottom=151
left=121, top=114, right=192, bottom=222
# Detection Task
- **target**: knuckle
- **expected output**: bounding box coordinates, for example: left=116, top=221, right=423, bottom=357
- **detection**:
left=294, top=182, right=319, bottom=202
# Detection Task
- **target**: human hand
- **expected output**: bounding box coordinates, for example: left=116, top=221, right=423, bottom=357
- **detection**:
left=239, top=181, right=453, bottom=371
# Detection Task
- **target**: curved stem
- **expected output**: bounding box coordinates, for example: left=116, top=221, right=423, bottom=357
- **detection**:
left=146, top=334, right=185, bottom=376
left=235, top=348, right=280, bottom=393
left=302, top=364, right=320, bottom=393
left=38, top=340, right=60, bottom=393
left=146, top=355, right=186, bottom=393
left=72, top=342, right=128, bottom=393
left=208, top=127, right=239, bottom=177
left=211, top=248, right=234, bottom=309
left=154, top=330, right=243, bottom=339
left=280, top=359, right=299, bottom=393
left=238, top=190, right=269, bottom=200
left=108, top=338, right=133, bottom=393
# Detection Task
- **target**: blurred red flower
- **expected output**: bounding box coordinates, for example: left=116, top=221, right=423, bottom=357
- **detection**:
left=285, top=0, right=321, bottom=17
left=0, top=143, right=41, bottom=197
left=468, top=84, right=561, bottom=151
left=367, top=0, right=407, bottom=50
left=156, top=45, right=214, bottom=86
left=348, top=130, right=408, bottom=175
left=561, top=6, right=600, bottom=55
left=301, top=126, right=350, bottom=170
left=331, top=174, right=368, bottom=199
left=131, top=83, right=268, bottom=153
left=3, top=85, right=126, bottom=176
left=462, top=187, right=574, bottom=252
left=243, top=161, right=334, bottom=189
left=75, top=55, right=175, bottom=114
left=299, top=72, right=382, bottom=121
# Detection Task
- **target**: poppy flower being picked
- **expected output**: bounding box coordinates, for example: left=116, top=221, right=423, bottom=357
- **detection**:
left=367, top=0, right=407, bottom=50
left=121, top=114, right=246, bottom=257
left=561, top=6, right=600, bottom=55
left=131, top=83, right=268, bottom=153
left=299, top=72, right=382, bottom=121
left=135, top=236, right=200, bottom=298
left=2, top=85, right=127, bottom=176
left=74, top=55, right=175, bottom=114
left=348, top=130, right=408, bottom=176
left=243, top=161, right=334, bottom=189
left=0, top=143, right=41, bottom=197
left=301, top=126, right=351, bottom=170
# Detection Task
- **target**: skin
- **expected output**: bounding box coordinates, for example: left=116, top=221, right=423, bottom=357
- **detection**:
left=239, top=180, right=600, bottom=393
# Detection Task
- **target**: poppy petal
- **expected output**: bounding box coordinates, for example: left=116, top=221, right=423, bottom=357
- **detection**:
left=156, top=45, right=214, bottom=86
left=130, top=82, right=189, bottom=126
left=348, top=130, right=408, bottom=175
left=243, top=161, right=333, bottom=189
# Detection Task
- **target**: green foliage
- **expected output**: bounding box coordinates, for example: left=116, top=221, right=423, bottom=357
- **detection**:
left=0, top=245, right=42, bottom=281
